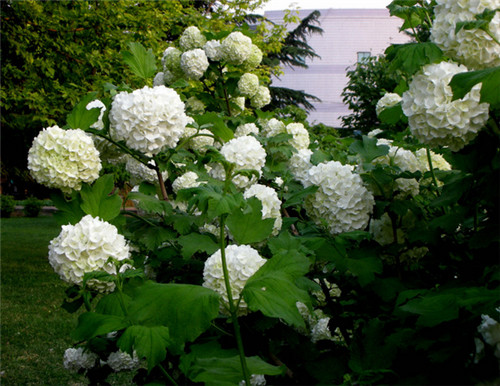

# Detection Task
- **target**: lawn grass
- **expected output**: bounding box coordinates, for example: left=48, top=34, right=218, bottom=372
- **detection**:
left=0, top=216, right=133, bottom=385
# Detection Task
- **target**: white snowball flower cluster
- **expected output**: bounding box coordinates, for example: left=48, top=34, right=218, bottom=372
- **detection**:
left=125, top=157, right=168, bottom=186
left=235, top=122, right=259, bottom=137
left=48, top=215, right=130, bottom=291
left=415, top=148, right=452, bottom=173
left=430, top=0, right=500, bottom=70
left=86, top=99, right=106, bottom=130
left=203, top=39, right=222, bottom=61
left=369, top=212, right=405, bottom=246
left=182, top=127, right=214, bottom=152
left=375, top=92, right=402, bottom=117
left=288, top=148, right=313, bottom=183
left=106, top=350, right=141, bottom=372
left=27, top=126, right=102, bottom=194
left=286, top=122, right=310, bottom=151
left=153, top=72, right=165, bottom=87
left=220, top=31, right=253, bottom=65
left=239, top=374, right=267, bottom=386
left=179, top=26, right=207, bottom=51
left=244, top=184, right=282, bottom=236
left=302, top=161, right=375, bottom=235
left=63, top=347, right=98, bottom=373
left=478, top=313, right=500, bottom=358
left=210, top=135, right=267, bottom=189
left=259, top=118, right=286, bottom=138
left=238, top=73, right=260, bottom=97
left=172, top=171, right=203, bottom=194
left=401, top=61, right=490, bottom=151
left=231, top=96, right=246, bottom=115
left=180, top=49, right=209, bottom=80
left=243, top=44, right=263, bottom=70
left=162, top=47, right=183, bottom=77
left=109, top=86, right=189, bottom=155
left=203, top=244, right=266, bottom=314
left=296, top=302, right=343, bottom=344
left=185, top=96, right=205, bottom=115
left=250, top=86, right=271, bottom=109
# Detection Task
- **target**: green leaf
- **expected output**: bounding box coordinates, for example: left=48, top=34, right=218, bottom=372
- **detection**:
left=118, top=325, right=170, bottom=372
left=455, top=8, right=497, bottom=34
left=400, top=293, right=459, bottom=327
left=127, top=191, right=172, bottom=216
left=385, top=42, right=443, bottom=76
left=180, top=341, right=285, bottom=386
left=135, top=226, right=177, bottom=250
left=71, top=312, right=128, bottom=341
left=121, top=42, right=157, bottom=80
left=66, top=92, right=102, bottom=131
left=345, top=255, right=383, bottom=287
left=349, top=135, right=389, bottom=163
left=50, top=191, right=86, bottom=225
left=124, top=280, right=220, bottom=354
left=242, top=250, right=311, bottom=328
left=194, top=113, right=234, bottom=142
left=178, top=233, right=219, bottom=259
left=282, top=185, right=318, bottom=208
left=226, top=197, right=275, bottom=244
left=378, top=103, right=406, bottom=125
left=79, top=174, right=122, bottom=221
left=449, top=66, right=500, bottom=107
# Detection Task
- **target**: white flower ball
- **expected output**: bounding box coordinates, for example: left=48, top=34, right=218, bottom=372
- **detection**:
left=86, top=99, right=106, bottom=130
left=259, top=118, right=286, bottom=138
left=401, top=61, right=490, bottom=151
left=244, top=184, right=282, bottom=236
left=220, top=31, right=253, bottom=65
left=203, top=244, right=266, bottom=314
left=430, top=0, right=500, bottom=70
left=172, top=171, right=203, bottom=194
left=311, top=317, right=334, bottom=343
left=210, top=135, right=267, bottom=189
left=162, top=47, right=183, bottom=76
left=369, top=212, right=405, bottom=246
left=182, top=127, right=214, bottom=152
left=288, top=148, right=313, bottom=183
left=375, top=92, right=402, bottom=117
left=179, top=26, right=207, bottom=51
left=286, top=122, right=310, bottom=151
left=185, top=96, right=205, bottom=115
left=63, top=347, right=98, bottom=373
left=231, top=96, right=246, bottom=115
left=235, top=123, right=259, bottom=137
left=125, top=157, right=167, bottom=186
left=203, top=39, right=222, bottom=61
left=27, top=126, right=102, bottom=194
left=415, top=148, right=452, bottom=172
left=48, top=215, right=130, bottom=291
left=180, top=49, right=209, bottom=80
left=109, top=86, right=189, bottom=155
left=242, top=44, right=263, bottom=70
left=153, top=72, right=165, bottom=87
left=106, top=350, right=140, bottom=372
left=239, top=374, right=267, bottom=386
left=238, top=73, right=260, bottom=97
left=303, top=161, right=375, bottom=235
left=250, top=86, right=271, bottom=109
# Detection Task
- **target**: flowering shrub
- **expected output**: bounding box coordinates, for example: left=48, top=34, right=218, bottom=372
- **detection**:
left=31, top=5, right=500, bottom=385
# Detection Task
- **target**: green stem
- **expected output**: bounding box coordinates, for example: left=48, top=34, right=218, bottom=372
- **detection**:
left=219, top=215, right=251, bottom=385
left=485, top=29, right=500, bottom=46
left=115, top=277, right=129, bottom=317
left=158, top=363, right=179, bottom=386
left=426, top=147, right=439, bottom=191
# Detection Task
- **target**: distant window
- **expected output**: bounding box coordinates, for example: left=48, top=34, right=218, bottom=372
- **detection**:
left=357, top=52, right=371, bottom=62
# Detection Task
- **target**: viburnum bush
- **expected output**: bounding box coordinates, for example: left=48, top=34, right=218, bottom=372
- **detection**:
left=27, top=2, right=500, bottom=384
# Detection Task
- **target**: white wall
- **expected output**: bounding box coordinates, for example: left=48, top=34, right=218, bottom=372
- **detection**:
left=265, top=9, right=411, bottom=127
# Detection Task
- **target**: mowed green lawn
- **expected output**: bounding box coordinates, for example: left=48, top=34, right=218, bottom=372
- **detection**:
left=0, top=216, right=88, bottom=385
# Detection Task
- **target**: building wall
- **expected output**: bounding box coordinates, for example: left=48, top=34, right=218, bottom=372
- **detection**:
left=265, top=9, right=411, bottom=127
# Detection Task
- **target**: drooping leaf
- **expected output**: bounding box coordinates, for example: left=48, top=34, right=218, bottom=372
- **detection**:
left=455, top=8, right=497, bottom=34
left=399, top=293, right=459, bottom=327
left=66, top=92, right=102, bottom=131
left=242, top=250, right=312, bottom=328
left=179, top=341, right=285, bottom=386
left=226, top=197, right=275, bottom=244
left=385, top=42, right=443, bottom=76
left=349, top=135, right=389, bottom=163
left=71, top=312, right=128, bottom=341
left=178, top=233, right=219, bottom=259
left=79, top=174, right=122, bottom=221
left=127, top=191, right=172, bottom=216
left=124, top=280, right=220, bottom=354
left=449, top=66, right=500, bottom=107
left=118, top=325, right=171, bottom=372
left=121, top=42, right=157, bottom=80
left=282, top=185, right=318, bottom=208
left=194, top=112, right=234, bottom=142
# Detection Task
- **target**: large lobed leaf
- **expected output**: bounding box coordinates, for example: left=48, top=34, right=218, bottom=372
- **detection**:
left=121, top=42, right=157, bottom=80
